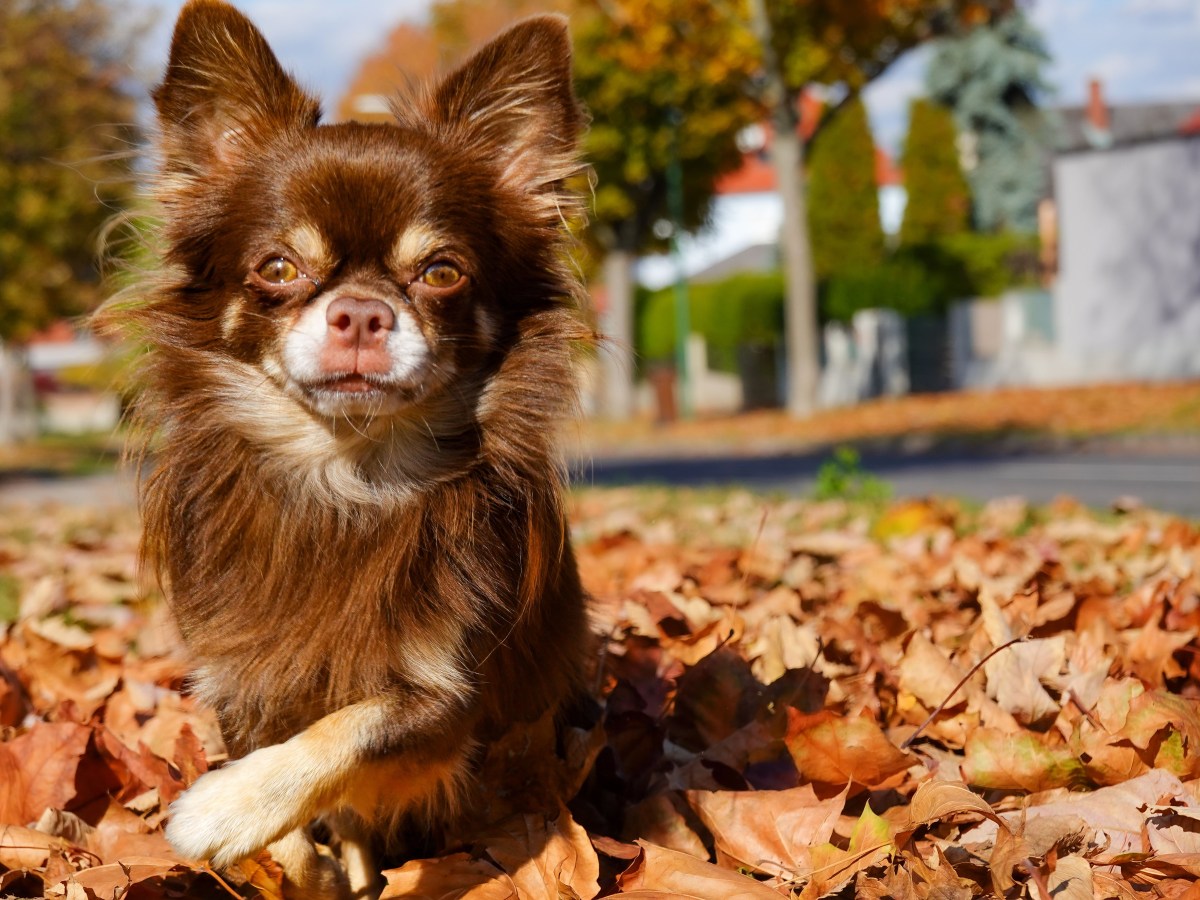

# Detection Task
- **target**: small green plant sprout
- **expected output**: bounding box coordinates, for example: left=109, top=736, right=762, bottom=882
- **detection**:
left=812, top=446, right=892, bottom=504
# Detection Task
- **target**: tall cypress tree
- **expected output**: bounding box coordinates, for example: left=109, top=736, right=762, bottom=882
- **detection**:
left=899, top=99, right=971, bottom=247
left=807, top=96, right=884, bottom=282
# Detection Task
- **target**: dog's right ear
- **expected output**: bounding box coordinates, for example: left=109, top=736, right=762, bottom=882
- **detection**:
left=154, top=0, right=320, bottom=175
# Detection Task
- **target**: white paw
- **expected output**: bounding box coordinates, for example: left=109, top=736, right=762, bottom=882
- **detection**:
left=166, top=744, right=306, bottom=867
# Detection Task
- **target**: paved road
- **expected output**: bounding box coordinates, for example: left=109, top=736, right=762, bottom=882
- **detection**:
left=1, top=448, right=1196, bottom=515
left=576, top=449, right=1200, bottom=516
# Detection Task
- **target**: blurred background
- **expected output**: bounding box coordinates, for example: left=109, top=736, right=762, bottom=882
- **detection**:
left=2, top=0, right=1199, bottom=512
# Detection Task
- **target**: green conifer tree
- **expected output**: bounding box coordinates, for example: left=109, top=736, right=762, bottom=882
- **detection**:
left=899, top=99, right=971, bottom=247
left=807, top=96, right=884, bottom=282
left=927, top=10, right=1052, bottom=233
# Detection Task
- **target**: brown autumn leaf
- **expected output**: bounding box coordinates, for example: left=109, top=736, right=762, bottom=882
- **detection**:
left=0, top=824, right=64, bottom=869
left=241, top=853, right=286, bottom=900
left=669, top=648, right=762, bottom=749
left=784, top=709, right=916, bottom=788
left=960, top=768, right=1198, bottom=859
left=686, top=784, right=846, bottom=877
left=620, top=793, right=707, bottom=860
left=477, top=808, right=600, bottom=900
left=961, top=727, right=1086, bottom=793
left=95, top=727, right=187, bottom=804
left=615, top=840, right=784, bottom=899
left=984, top=636, right=1066, bottom=725
left=897, top=631, right=970, bottom=713
left=67, top=856, right=191, bottom=900
left=1, top=721, right=93, bottom=823
left=1145, top=806, right=1200, bottom=856
left=904, top=780, right=1006, bottom=831
left=172, top=722, right=209, bottom=787
left=381, top=853, right=518, bottom=899
left=87, top=799, right=179, bottom=863
left=1045, top=855, right=1093, bottom=900
left=801, top=803, right=895, bottom=897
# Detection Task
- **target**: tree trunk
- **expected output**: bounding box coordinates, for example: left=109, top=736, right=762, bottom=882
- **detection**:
left=748, top=0, right=820, bottom=417
left=598, top=244, right=637, bottom=420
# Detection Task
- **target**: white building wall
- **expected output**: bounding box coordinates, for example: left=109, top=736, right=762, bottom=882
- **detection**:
left=1054, top=136, right=1200, bottom=381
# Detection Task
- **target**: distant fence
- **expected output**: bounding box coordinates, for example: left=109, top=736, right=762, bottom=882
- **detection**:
left=0, top=346, right=37, bottom=444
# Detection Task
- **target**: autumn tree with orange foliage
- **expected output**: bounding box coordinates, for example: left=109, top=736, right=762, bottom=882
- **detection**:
left=572, top=0, right=763, bottom=418
left=0, top=0, right=140, bottom=340
left=337, top=0, right=569, bottom=121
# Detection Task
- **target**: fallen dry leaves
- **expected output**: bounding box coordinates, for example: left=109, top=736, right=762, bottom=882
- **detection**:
left=576, top=381, right=1200, bottom=456
left=0, top=486, right=1198, bottom=898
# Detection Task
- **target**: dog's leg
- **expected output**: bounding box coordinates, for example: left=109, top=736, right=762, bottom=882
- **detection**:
left=340, top=830, right=379, bottom=899
left=267, top=828, right=349, bottom=900
left=165, top=695, right=465, bottom=868
left=322, top=809, right=380, bottom=900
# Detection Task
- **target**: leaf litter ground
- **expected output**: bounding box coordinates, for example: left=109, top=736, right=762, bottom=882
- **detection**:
left=0, top=487, right=1197, bottom=898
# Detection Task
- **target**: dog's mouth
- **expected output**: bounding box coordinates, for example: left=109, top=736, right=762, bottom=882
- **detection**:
left=287, top=371, right=427, bottom=420
left=318, top=374, right=381, bottom=394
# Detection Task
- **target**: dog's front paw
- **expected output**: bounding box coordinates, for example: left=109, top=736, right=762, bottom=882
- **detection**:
left=166, top=745, right=304, bottom=867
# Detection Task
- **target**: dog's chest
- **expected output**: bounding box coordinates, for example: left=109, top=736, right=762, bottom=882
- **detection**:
left=164, top=488, right=477, bottom=750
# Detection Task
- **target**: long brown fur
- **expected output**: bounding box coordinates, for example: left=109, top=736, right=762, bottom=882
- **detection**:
left=96, top=1, right=592, bottom=895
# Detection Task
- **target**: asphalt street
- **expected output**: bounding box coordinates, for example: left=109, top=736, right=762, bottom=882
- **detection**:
left=575, top=449, right=1200, bottom=516
left=0, top=447, right=1196, bottom=515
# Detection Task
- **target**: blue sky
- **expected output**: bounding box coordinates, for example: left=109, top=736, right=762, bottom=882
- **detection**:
left=130, top=0, right=1200, bottom=152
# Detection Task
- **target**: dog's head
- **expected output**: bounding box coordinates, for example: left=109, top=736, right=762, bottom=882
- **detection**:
left=143, top=0, right=583, bottom=427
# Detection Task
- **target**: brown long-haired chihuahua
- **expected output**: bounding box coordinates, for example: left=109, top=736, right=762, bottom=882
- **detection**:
left=98, top=1, right=591, bottom=896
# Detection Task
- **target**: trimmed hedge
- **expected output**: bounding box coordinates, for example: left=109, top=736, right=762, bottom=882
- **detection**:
left=823, top=231, right=1041, bottom=322
left=637, top=272, right=784, bottom=373
left=635, top=231, right=1040, bottom=366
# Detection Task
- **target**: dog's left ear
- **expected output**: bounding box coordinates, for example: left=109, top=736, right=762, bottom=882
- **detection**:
left=416, top=16, right=581, bottom=196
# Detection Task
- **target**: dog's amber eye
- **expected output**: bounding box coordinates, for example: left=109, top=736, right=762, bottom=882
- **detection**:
left=420, top=262, right=462, bottom=288
left=257, top=258, right=300, bottom=284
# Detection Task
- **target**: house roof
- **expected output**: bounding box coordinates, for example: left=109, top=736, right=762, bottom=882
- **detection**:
left=691, top=243, right=779, bottom=283
left=1054, top=79, right=1200, bottom=152
left=716, top=92, right=902, bottom=197
left=716, top=144, right=902, bottom=196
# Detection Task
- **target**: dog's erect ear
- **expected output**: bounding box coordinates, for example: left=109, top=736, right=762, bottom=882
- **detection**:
left=154, top=0, right=320, bottom=174
left=415, top=16, right=581, bottom=197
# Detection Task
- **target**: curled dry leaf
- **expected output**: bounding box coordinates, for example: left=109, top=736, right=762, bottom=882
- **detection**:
left=960, top=768, right=1198, bottom=860
left=68, top=856, right=190, bottom=900
left=1045, top=855, right=1093, bottom=900
left=0, top=824, right=63, bottom=869
left=962, top=727, right=1087, bottom=793
left=1, top=722, right=93, bottom=824
left=616, top=840, right=784, bottom=899
left=905, top=780, right=1007, bottom=831
left=477, top=808, right=600, bottom=900
left=686, top=783, right=846, bottom=877
left=784, top=709, right=916, bottom=789
left=381, top=853, right=517, bottom=899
